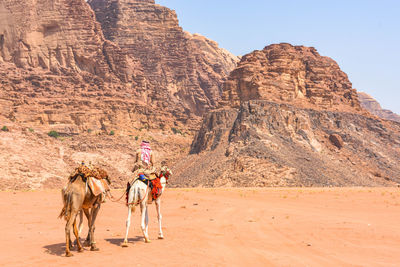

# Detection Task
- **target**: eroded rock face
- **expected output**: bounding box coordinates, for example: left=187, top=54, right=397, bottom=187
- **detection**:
left=358, top=92, right=400, bottom=123
left=222, top=43, right=360, bottom=111
left=0, top=0, right=239, bottom=134
left=174, top=44, right=400, bottom=187
left=175, top=100, right=400, bottom=187
left=0, top=0, right=139, bottom=81
left=0, top=60, right=151, bottom=136
left=88, top=0, right=238, bottom=115
left=0, top=0, right=240, bottom=189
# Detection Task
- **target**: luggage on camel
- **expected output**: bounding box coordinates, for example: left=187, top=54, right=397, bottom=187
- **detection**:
left=68, top=162, right=111, bottom=200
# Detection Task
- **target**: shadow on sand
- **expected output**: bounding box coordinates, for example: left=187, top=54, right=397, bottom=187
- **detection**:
left=43, top=239, right=87, bottom=257
left=105, top=237, right=142, bottom=246
left=43, top=243, right=67, bottom=256
left=44, top=237, right=143, bottom=256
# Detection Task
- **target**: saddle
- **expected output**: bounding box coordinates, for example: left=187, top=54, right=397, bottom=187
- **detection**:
left=128, top=169, right=162, bottom=202
left=69, top=163, right=111, bottom=196
left=88, top=177, right=110, bottom=196
left=150, top=178, right=163, bottom=200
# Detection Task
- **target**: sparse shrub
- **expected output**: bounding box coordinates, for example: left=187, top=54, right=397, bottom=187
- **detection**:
left=1, top=126, right=9, bottom=132
left=28, top=128, right=34, bottom=133
left=109, top=130, right=115, bottom=136
left=135, top=136, right=139, bottom=141
left=87, top=129, right=93, bottom=134
left=171, top=127, right=182, bottom=135
left=48, top=130, right=59, bottom=138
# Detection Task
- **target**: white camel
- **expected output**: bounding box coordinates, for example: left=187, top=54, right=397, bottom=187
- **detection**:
left=121, top=167, right=171, bottom=247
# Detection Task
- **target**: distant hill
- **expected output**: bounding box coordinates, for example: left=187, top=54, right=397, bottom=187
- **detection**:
left=358, top=92, right=400, bottom=123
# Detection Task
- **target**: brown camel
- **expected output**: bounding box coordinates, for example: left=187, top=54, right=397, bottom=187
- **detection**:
left=59, top=175, right=108, bottom=257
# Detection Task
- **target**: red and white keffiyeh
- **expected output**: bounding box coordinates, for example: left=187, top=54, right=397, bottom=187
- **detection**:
left=140, top=141, right=151, bottom=165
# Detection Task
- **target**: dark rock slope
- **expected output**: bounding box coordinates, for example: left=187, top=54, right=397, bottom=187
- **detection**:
left=173, top=44, right=400, bottom=187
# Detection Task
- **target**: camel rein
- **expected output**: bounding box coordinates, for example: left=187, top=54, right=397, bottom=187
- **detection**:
left=107, top=179, right=150, bottom=206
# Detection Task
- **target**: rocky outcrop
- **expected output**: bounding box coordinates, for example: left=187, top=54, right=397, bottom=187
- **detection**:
left=176, top=100, right=400, bottom=187
left=88, top=0, right=238, bottom=115
left=0, top=0, right=140, bottom=82
left=0, top=0, right=239, bottom=134
left=222, top=43, right=360, bottom=111
left=174, top=44, right=400, bottom=187
left=358, top=92, right=400, bottom=123
left=0, top=61, right=150, bottom=135
left=0, top=0, right=240, bottom=189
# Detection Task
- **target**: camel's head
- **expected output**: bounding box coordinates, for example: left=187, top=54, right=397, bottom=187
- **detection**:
left=160, top=166, right=172, bottom=180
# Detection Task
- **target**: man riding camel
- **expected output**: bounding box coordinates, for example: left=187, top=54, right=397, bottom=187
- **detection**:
left=132, top=140, right=156, bottom=178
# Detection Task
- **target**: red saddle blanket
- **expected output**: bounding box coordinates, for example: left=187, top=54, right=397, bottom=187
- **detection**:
left=151, top=178, right=163, bottom=200
left=88, top=177, right=109, bottom=196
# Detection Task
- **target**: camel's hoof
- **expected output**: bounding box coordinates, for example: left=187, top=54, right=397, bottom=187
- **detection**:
left=121, top=242, right=129, bottom=248
left=144, top=239, right=151, bottom=243
left=78, top=247, right=84, bottom=253
left=65, top=252, right=73, bottom=257
left=90, top=246, right=100, bottom=251
left=158, top=236, right=164, bottom=240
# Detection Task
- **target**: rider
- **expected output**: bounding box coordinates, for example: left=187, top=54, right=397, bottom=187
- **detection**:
left=132, top=140, right=155, bottom=179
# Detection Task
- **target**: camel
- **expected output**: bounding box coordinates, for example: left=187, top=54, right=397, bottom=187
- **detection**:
left=121, top=167, right=172, bottom=247
left=59, top=174, right=110, bottom=257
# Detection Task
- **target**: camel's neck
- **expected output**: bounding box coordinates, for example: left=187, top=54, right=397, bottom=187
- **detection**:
left=160, top=177, right=167, bottom=190
left=72, top=175, right=86, bottom=185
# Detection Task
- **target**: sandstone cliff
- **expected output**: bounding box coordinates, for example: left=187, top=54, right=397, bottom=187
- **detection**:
left=174, top=44, right=400, bottom=187
left=0, top=0, right=239, bottom=189
left=0, top=0, right=139, bottom=82
left=88, top=0, right=238, bottom=115
left=358, top=92, right=400, bottom=123
left=222, top=44, right=360, bottom=111
left=0, top=0, right=239, bottom=135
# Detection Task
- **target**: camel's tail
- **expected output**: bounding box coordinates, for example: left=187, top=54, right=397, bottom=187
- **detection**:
left=58, top=189, right=72, bottom=220
left=127, top=181, right=139, bottom=213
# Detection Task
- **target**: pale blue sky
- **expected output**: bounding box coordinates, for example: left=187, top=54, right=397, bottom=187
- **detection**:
left=157, top=0, right=400, bottom=114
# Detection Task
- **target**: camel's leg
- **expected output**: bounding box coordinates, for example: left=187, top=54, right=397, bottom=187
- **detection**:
left=72, top=211, right=84, bottom=247
left=155, top=198, right=164, bottom=239
left=89, top=204, right=100, bottom=251
left=145, top=205, right=149, bottom=237
left=68, top=221, right=74, bottom=250
left=78, top=210, right=84, bottom=235
left=73, top=219, right=84, bottom=252
left=65, top=210, right=78, bottom=257
left=83, top=208, right=91, bottom=247
left=122, top=205, right=132, bottom=247
left=140, top=201, right=150, bottom=243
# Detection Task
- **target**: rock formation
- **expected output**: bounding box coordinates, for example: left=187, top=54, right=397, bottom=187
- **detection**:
left=1, top=0, right=399, bottom=189
left=358, top=92, right=400, bottom=123
left=0, top=0, right=240, bottom=135
left=0, top=0, right=139, bottom=81
left=174, top=44, right=400, bottom=187
left=222, top=43, right=360, bottom=111
left=0, top=0, right=239, bottom=189
left=88, top=0, right=238, bottom=115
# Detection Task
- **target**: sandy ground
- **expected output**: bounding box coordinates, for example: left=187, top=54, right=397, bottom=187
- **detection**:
left=1, top=188, right=400, bottom=267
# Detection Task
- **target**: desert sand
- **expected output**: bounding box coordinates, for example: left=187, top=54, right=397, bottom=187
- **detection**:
left=1, top=188, right=400, bottom=266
